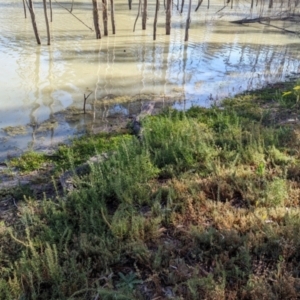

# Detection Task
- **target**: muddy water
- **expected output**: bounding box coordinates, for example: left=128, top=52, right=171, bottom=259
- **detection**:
left=0, top=0, right=299, bottom=160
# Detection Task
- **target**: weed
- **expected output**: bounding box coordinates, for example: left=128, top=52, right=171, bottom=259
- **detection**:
left=116, top=272, right=143, bottom=291
left=9, top=151, right=48, bottom=173
left=282, top=81, right=300, bottom=108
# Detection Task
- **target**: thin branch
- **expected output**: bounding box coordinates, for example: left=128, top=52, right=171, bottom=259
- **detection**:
left=83, top=92, right=93, bottom=114
left=195, top=0, right=203, bottom=12
left=54, top=0, right=94, bottom=31
left=216, top=5, right=228, bottom=13
left=133, top=0, right=142, bottom=32
left=70, top=0, right=74, bottom=12
left=22, top=0, right=27, bottom=18
left=259, top=21, right=298, bottom=34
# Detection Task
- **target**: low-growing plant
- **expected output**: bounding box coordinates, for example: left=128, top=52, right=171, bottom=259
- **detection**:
left=282, top=82, right=300, bottom=108
left=2, top=80, right=300, bottom=299
left=9, top=151, right=48, bottom=172
left=116, top=272, right=143, bottom=291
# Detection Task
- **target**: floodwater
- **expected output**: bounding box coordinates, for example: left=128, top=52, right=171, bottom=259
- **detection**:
left=0, top=0, right=299, bottom=160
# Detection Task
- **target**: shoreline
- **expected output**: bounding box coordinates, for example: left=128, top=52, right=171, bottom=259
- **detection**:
left=1, top=78, right=300, bottom=298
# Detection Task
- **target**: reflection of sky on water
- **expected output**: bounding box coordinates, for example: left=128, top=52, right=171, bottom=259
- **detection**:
left=0, top=0, right=300, bottom=160
left=109, top=105, right=129, bottom=116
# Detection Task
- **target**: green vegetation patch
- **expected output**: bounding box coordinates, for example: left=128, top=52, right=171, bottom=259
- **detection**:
left=54, top=132, right=133, bottom=170
left=9, top=151, right=48, bottom=173
left=2, top=81, right=300, bottom=299
left=8, top=132, right=133, bottom=173
left=2, top=125, right=28, bottom=136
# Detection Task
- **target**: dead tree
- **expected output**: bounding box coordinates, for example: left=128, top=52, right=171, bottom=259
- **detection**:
left=166, top=0, right=171, bottom=34
left=110, top=0, right=116, bottom=34
left=184, top=0, right=192, bottom=41
left=153, top=0, right=159, bottom=40
left=22, top=0, right=27, bottom=18
left=49, top=0, right=53, bottom=21
left=92, top=0, right=101, bottom=38
left=180, top=0, right=184, bottom=13
left=195, top=0, right=203, bottom=11
left=142, top=0, right=147, bottom=29
left=70, top=0, right=75, bottom=12
left=133, top=0, right=141, bottom=32
left=102, top=0, right=108, bottom=36
left=27, top=0, right=41, bottom=44
left=269, top=0, right=273, bottom=8
left=43, top=0, right=51, bottom=44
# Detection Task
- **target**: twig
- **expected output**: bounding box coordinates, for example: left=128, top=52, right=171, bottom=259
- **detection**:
left=100, top=207, right=112, bottom=229
left=83, top=92, right=93, bottom=114
left=12, top=197, right=18, bottom=208
left=54, top=0, right=94, bottom=31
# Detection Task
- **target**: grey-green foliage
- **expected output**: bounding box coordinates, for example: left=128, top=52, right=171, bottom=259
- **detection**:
left=116, top=272, right=143, bottom=291
left=264, top=178, right=288, bottom=207
left=90, top=139, right=160, bottom=204
left=143, top=114, right=217, bottom=176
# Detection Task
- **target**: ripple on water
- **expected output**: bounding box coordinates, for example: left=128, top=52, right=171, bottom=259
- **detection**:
left=0, top=0, right=300, bottom=160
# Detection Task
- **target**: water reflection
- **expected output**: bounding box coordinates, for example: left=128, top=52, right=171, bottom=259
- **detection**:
left=0, top=0, right=299, bottom=160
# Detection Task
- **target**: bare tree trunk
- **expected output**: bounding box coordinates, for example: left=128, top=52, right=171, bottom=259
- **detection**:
left=27, top=0, right=41, bottom=44
left=133, top=0, right=141, bottom=32
left=195, top=0, right=203, bottom=11
left=180, top=0, right=184, bottom=13
left=142, top=0, right=147, bottom=29
left=153, top=0, right=159, bottom=40
left=184, top=0, right=192, bottom=41
left=43, top=0, right=51, bottom=45
left=166, top=0, right=171, bottom=35
left=49, top=0, right=53, bottom=21
left=70, top=0, right=75, bottom=12
left=128, top=0, right=132, bottom=10
left=110, top=0, right=116, bottom=34
left=268, top=0, right=273, bottom=8
left=92, top=0, right=101, bottom=38
left=22, top=0, right=27, bottom=18
left=102, top=0, right=108, bottom=36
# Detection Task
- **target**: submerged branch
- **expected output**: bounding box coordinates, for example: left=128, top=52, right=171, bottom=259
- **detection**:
left=259, top=21, right=298, bottom=34
left=231, top=16, right=299, bottom=34
left=231, top=17, right=273, bottom=24
left=231, top=15, right=300, bottom=24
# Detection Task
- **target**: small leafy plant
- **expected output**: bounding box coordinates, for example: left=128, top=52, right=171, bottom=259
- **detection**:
left=282, top=83, right=300, bottom=107
left=116, top=272, right=143, bottom=291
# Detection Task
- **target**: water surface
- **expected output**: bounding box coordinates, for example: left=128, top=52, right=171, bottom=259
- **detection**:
left=0, top=0, right=299, bottom=160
